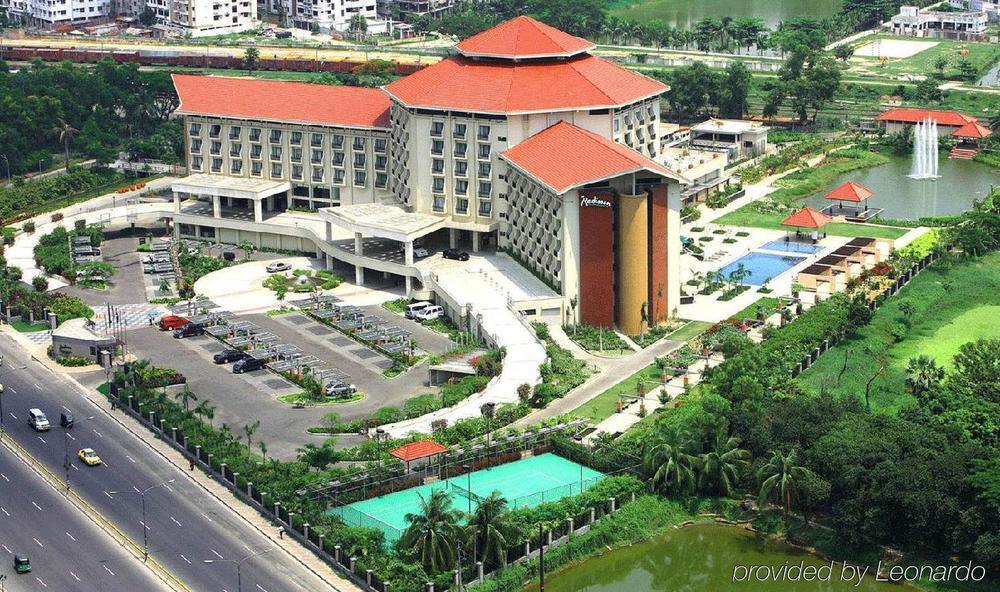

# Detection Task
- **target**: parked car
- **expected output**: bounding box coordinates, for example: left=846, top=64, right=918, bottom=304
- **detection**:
left=266, top=262, right=291, bottom=273
left=77, top=448, right=102, bottom=466
left=14, top=555, right=30, bottom=574
left=442, top=248, right=470, bottom=261
left=324, top=382, right=357, bottom=398
left=404, top=301, right=433, bottom=319
left=233, top=357, right=266, bottom=374
left=27, top=408, right=50, bottom=431
left=213, top=349, right=244, bottom=364
left=172, top=323, right=204, bottom=339
left=414, top=305, right=444, bottom=322
left=158, top=315, right=189, bottom=331
left=397, top=245, right=430, bottom=259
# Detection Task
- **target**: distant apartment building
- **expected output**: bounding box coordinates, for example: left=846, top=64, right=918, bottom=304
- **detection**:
left=12, top=0, right=112, bottom=26
left=891, top=5, right=988, bottom=40
left=150, top=0, right=256, bottom=37
left=377, top=0, right=456, bottom=19
left=949, top=0, right=1000, bottom=22
left=261, top=0, right=377, bottom=33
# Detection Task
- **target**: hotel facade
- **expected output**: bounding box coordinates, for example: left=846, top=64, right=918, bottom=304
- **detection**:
left=170, top=17, right=688, bottom=334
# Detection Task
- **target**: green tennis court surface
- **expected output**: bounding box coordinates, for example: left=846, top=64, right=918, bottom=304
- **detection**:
left=329, top=453, right=605, bottom=542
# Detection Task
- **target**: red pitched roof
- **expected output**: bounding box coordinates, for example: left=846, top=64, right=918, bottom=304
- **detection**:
left=455, top=16, right=595, bottom=59
left=389, top=439, right=448, bottom=462
left=501, top=121, right=685, bottom=194
left=875, top=107, right=977, bottom=127
left=825, top=181, right=874, bottom=202
left=172, top=74, right=391, bottom=129
left=384, top=54, right=666, bottom=114
left=782, top=207, right=832, bottom=229
left=951, top=121, right=992, bottom=139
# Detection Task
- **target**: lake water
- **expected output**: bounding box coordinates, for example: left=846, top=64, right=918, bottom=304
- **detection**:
left=805, top=154, right=999, bottom=220
left=529, top=524, right=911, bottom=592
left=611, top=0, right=843, bottom=29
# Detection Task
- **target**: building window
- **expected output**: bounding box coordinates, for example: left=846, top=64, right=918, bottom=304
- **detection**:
left=455, top=179, right=468, bottom=195
left=478, top=162, right=491, bottom=177
left=312, top=149, right=323, bottom=164
left=432, top=177, right=445, bottom=193
left=431, top=140, right=444, bottom=156
left=477, top=125, right=490, bottom=141
left=191, top=156, right=203, bottom=171
left=291, top=165, right=303, bottom=180
left=478, top=200, right=492, bottom=217
left=191, top=139, right=202, bottom=153
left=613, top=118, right=620, bottom=133
left=478, top=181, right=491, bottom=198
left=454, top=142, right=467, bottom=158
left=189, top=122, right=202, bottom=136
left=455, top=160, right=468, bottom=177
left=374, top=138, right=387, bottom=153
left=211, top=158, right=223, bottom=173
left=432, top=159, right=444, bottom=174
left=230, top=143, right=242, bottom=157
left=291, top=131, right=302, bottom=145
left=270, top=146, right=283, bottom=160
left=353, top=137, right=366, bottom=151
left=375, top=155, right=387, bottom=171
left=251, top=161, right=262, bottom=176
left=456, top=198, right=469, bottom=215
left=229, top=126, right=241, bottom=140
left=209, top=124, right=221, bottom=138
left=210, top=141, right=221, bottom=155
left=312, top=167, right=324, bottom=182
left=375, top=172, right=388, bottom=188
left=647, top=104, right=656, bottom=119
left=250, top=128, right=261, bottom=142
left=271, top=162, right=282, bottom=177
left=477, top=143, right=491, bottom=160
left=291, top=147, right=302, bottom=162
left=311, top=133, right=323, bottom=147
left=333, top=151, right=345, bottom=166
left=231, top=160, right=243, bottom=174
left=333, top=168, right=346, bottom=185
left=454, top=123, right=467, bottom=138
left=433, top=196, right=445, bottom=212
left=269, top=129, right=282, bottom=143
left=430, top=121, right=444, bottom=137
left=354, top=152, right=366, bottom=168
left=353, top=171, right=367, bottom=187
left=332, top=134, right=344, bottom=149
left=251, top=144, right=262, bottom=159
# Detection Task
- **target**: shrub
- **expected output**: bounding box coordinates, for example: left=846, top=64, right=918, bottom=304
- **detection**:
left=22, top=221, right=35, bottom=233
left=31, top=275, right=48, bottom=292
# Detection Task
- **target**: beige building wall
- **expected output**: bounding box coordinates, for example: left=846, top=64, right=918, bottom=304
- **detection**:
left=616, top=193, right=649, bottom=336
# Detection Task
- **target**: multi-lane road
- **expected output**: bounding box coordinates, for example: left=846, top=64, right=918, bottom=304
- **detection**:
left=0, top=333, right=345, bottom=592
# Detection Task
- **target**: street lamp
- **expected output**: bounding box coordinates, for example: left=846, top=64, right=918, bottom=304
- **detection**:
left=203, top=547, right=272, bottom=592
left=108, top=479, right=176, bottom=561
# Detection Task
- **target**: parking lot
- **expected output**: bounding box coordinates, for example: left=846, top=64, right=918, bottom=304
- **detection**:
left=56, top=226, right=156, bottom=304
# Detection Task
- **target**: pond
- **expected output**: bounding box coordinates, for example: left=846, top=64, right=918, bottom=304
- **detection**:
left=611, top=0, right=843, bottom=29
left=805, top=154, right=999, bottom=220
left=528, top=524, right=912, bottom=592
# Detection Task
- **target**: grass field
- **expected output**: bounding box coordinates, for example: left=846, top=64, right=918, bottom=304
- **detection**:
left=667, top=320, right=712, bottom=342
left=850, top=34, right=1000, bottom=80
left=11, top=320, right=49, bottom=332
left=571, top=363, right=662, bottom=424
left=732, top=297, right=780, bottom=320
left=715, top=208, right=909, bottom=239
left=798, top=252, right=1000, bottom=413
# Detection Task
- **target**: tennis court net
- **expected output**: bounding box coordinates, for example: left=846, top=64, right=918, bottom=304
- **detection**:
left=450, top=482, right=485, bottom=505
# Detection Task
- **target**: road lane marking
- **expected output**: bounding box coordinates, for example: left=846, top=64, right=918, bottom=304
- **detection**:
left=33, top=383, right=40, bottom=390
left=140, top=520, right=150, bottom=531
left=65, top=532, right=76, bottom=542
left=70, top=572, right=80, bottom=582
left=37, top=436, right=46, bottom=444
left=93, top=429, right=103, bottom=438
left=65, top=433, right=76, bottom=441
left=7, top=388, right=14, bottom=394
left=62, top=406, right=71, bottom=413
left=104, top=490, right=113, bottom=499
left=211, top=548, right=224, bottom=559
left=0, top=507, right=9, bottom=516
left=8, top=412, right=16, bottom=420
left=70, top=464, right=78, bottom=471
left=103, top=564, right=115, bottom=576
left=0, top=473, right=7, bottom=482
left=125, top=455, right=136, bottom=463
left=33, top=537, right=43, bottom=547
left=201, top=512, right=213, bottom=522
left=31, top=501, right=42, bottom=511
left=133, top=485, right=140, bottom=493
left=170, top=516, right=182, bottom=527
left=179, top=553, right=191, bottom=564
left=163, top=483, right=173, bottom=492
left=257, top=585, right=269, bottom=592
left=2, top=544, right=11, bottom=554
left=35, top=576, right=47, bottom=587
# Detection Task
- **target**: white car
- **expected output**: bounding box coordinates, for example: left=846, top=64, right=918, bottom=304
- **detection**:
left=414, top=305, right=444, bottom=322
left=266, top=262, right=292, bottom=273
left=398, top=246, right=430, bottom=259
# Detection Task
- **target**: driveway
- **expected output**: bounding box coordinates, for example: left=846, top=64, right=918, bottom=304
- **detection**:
left=193, top=257, right=322, bottom=313
left=56, top=226, right=157, bottom=305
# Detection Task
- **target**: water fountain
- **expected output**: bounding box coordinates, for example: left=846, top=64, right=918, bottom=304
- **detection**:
left=909, top=117, right=940, bottom=180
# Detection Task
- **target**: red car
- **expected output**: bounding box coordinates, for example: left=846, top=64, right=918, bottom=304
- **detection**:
left=158, top=315, right=189, bottom=331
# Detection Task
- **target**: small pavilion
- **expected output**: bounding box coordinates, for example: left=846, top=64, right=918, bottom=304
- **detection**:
left=389, top=439, right=449, bottom=474
left=951, top=121, right=993, bottom=158
left=781, top=207, right=832, bottom=242
left=822, top=181, right=882, bottom=222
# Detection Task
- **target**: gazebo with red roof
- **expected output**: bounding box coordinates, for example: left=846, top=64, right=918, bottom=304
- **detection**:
left=390, top=439, right=449, bottom=472
left=822, top=181, right=882, bottom=222
left=782, top=207, right=832, bottom=243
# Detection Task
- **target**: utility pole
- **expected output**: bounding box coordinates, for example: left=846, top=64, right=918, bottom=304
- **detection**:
left=456, top=540, right=463, bottom=592
left=538, top=523, right=545, bottom=592
left=109, top=479, right=175, bottom=561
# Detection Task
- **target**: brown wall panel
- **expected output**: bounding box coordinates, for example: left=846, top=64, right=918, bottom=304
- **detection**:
left=649, top=185, right=669, bottom=325
left=577, top=190, right=615, bottom=328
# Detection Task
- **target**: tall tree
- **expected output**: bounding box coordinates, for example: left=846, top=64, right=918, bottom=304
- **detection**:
left=645, top=427, right=698, bottom=493
left=467, top=491, right=515, bottom=570
left=757, top=447, right=816, bottom=516
left=698, top=431, right=750, bottom=496
left=400, top=489, right=464, bottom=573
left=52, top=118, right=78, bottom=172
left=905, top=355, right=945, bottom=398
left=717, top=61, right=752, bottom=119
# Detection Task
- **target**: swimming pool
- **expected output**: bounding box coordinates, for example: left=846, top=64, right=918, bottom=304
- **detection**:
left=759, top=240, right=824, bottom=254
left=719, top=252, right=806, bottom=286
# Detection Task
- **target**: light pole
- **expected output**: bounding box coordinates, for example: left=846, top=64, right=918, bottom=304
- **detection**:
left=109, top=479, right=176, bottom=561
left=204, top=547, right=272, bottom=592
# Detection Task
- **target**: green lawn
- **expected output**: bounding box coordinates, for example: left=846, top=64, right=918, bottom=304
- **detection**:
left=12, top=320, right=50, bottom=332
left=666, top=320, right=712, bottom=342
left=732, top=297, right=780, bottom=320
left=571, top=363, right=662, bottom=424
left=798, top=252, right=1000, bottom=413
left=715, top=207, right=909, bottom=239
left=850, top=34, right=1000, bottom=80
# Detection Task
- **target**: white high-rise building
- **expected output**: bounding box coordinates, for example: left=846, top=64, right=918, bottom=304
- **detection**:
left=266, top=0, right=377, bottom=33
left=18, top=0, right=111, bottom=26
left=160, top=0, right=256, bottom=37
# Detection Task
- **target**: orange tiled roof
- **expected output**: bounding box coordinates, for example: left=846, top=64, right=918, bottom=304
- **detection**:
left=389, top=439, right=448, bottom=462
left=825, top=181, right=874, bottom=202
left=875, top=107, right=977, bottom=127
left=384, top=54, right=667, bottom=114
left=951, top=121, right=992, bottom=139
left=172, top=74, right=391, bottom=129
left=782, top=207, right=832, bottom=229
left=455, top=16, right=595, bottom=59
left=500, top=121, right=686, bottom=194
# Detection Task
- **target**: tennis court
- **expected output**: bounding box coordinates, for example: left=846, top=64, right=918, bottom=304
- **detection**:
left=329, top=453, right=605, bottom=542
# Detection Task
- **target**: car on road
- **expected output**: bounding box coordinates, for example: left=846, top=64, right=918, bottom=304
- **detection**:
left=27, top=408, right=50, bottom=431
left=213, top=349, right=245, bottom=364
left=14, top=554, right=30, bottom=574
left=78, top=448, right=102, bottom=466
left=324, top=382, right=357, bottom=398
left=60, top=412, right=74, bottom=429
left=158, top=315, right=189, bottom=331
left=172, top=323, right=204, bottom=338
left=443, top=248, right=470, bottom=261
left=233, top=356, right=266, bottom=374
left=404, top=301, right=433, bottom=319
left=266, top=261, right=292, bottom=273
left=414, top=305, right=444, bottom=322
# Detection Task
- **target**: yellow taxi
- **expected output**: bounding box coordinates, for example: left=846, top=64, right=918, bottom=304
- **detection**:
left=77, top=448, right=102, bottom=466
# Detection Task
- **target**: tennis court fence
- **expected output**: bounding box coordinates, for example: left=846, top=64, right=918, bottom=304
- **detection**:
left=508, top=475, right=604, bottom=509
left=332, top=505, right=403, bottom=542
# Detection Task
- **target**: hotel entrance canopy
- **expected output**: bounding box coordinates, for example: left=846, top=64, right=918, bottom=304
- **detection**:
left=172, top=173, right=291, bottom=202
left=320, top=203, right=446, bottom=243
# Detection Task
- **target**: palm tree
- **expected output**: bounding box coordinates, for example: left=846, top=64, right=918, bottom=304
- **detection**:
left=698, top=431, right=750, bottom=497
left=400, top=489, right=463, bottom=573
left=905, top=355, right=945, bottom=397
left=242, top=419, right=260, bottom=449
left=53, top=118, right=78, bottom=172
left=193, top=399, right=215, bottom=427
left=644, top=428, right=697, bottom=494
left=467, top=492, right=514, bottom=570
left=258, top=441, right=269, bottom=463
left=757, top=448, right=815, bottom=516
left=174, top=384, right=198, bottom=411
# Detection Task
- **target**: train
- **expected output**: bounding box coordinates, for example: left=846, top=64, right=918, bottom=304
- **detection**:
left=0, top=45, right=425, bottom=76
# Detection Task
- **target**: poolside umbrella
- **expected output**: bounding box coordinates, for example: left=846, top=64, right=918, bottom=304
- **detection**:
left=781, top=207, right=832, bottom=242
left=824, top=181, right=874, bottom=215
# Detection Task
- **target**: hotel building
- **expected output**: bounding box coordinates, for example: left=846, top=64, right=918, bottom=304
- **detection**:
left=170, top=16, right=688, bottom=334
